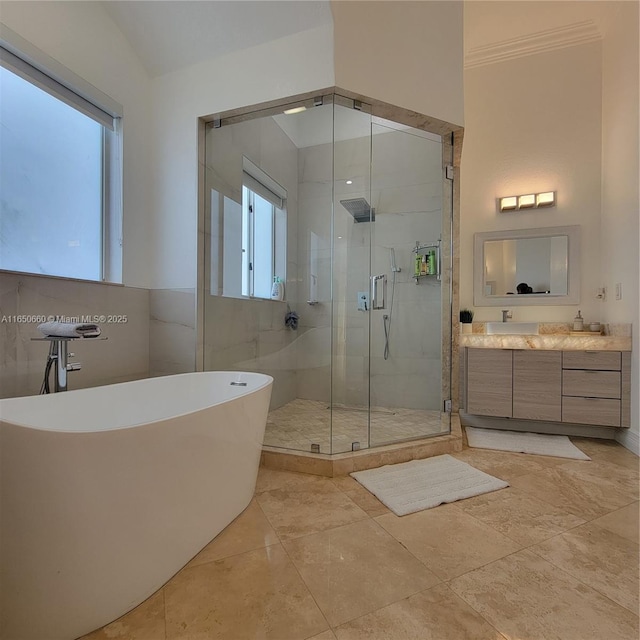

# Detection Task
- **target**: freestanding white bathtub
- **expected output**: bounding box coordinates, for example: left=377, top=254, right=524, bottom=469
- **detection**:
left=0, top=371, right=273, bottom=640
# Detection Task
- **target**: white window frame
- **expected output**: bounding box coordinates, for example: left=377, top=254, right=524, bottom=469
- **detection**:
left=241, top=158, right=287, bottom=300
left=0, top=24, right=123, bottom=283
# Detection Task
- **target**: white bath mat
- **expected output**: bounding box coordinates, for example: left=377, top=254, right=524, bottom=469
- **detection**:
left=465, top=427, right=591, bottom=460
left=350, top=454, right=509, bottom=516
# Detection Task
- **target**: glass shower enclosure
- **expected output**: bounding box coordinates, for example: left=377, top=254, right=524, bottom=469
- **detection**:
left=203, top=93, right=452, bottom=454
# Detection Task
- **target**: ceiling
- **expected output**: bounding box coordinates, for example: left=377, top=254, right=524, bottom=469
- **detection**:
left=101, top=1, right=333, bottom=77
left=101, top=1, right=620, bottom=77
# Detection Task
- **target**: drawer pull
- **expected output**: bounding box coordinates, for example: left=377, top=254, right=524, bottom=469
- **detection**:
left=584, top=350, right=600, bottom=354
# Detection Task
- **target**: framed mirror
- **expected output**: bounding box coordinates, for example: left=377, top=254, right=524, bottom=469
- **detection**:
left=473, top=225, right=580, bottom=306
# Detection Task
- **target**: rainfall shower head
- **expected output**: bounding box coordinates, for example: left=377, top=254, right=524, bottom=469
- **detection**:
left=339, top=198, right=375, bottom=223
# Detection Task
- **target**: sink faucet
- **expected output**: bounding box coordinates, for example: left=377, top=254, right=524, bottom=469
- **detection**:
left=501, top=310, right=512, bottom=322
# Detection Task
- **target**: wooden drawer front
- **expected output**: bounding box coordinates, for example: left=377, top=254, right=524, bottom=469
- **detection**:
left=562, top=397, right=621, bottom=427
left=562, top=351, right=621, bottom=371
left=562, top=370, right=621, bottom=399
left=622, top=352, right=631, bottom=428
left=466, top=348, right=512, bottom=417
left=513, top=350, right=561, bottom=421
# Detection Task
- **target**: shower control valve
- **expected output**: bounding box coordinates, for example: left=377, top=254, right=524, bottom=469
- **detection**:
left=66, top=362, right=82, bottom=372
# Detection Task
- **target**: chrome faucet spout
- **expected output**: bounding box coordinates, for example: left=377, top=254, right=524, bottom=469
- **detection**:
left=50, top=338, right=81, bottom=392
left=501, top=310, right=512, bottom=322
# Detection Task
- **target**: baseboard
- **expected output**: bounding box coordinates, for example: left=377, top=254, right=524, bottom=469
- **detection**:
left=615, top=429, right=640, bottom=456
left=459, top=413, right=618, bottom=440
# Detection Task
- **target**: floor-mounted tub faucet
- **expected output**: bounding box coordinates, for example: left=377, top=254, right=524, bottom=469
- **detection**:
left=48, top=338, right=82, bottom=392
left=502, top=309, right=512, bottom=322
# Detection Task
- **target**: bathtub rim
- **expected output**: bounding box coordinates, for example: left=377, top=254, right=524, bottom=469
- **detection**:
left=0, top=371, right=274, bottom=433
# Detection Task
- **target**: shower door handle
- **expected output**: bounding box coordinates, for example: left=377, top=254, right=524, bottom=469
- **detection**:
left=371, top=274, right=386, bottom=310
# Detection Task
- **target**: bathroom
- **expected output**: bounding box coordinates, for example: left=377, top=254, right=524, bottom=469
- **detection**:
left=0, top=1, right=638, bottom=639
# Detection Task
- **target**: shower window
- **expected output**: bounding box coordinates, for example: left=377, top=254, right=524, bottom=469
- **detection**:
left=241, top=186, right=286, bottom=299
left=216, top=158, right=287, bottom=300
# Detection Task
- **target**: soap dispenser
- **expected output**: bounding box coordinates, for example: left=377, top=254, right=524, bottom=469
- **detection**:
left=573, top=310, right=584, bottom=331
left=271, top=276, right=285, bottom=301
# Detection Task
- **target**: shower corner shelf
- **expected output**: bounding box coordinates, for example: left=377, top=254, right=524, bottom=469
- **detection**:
left=412, top=240, right=442, bottom=283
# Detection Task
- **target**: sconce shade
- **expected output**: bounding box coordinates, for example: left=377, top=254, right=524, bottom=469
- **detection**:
left=499, top=196, right=518, bottom=211
left=498, top=191, right=556, bottom=212
left=518, top=194, right=536, bottom=208
left=536, top=191, right=556, bottom=207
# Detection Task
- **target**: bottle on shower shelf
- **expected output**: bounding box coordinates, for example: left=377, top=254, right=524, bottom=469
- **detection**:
left=271, top=276, right=285, bottom=301
left=428, top=250, right=436, bottom=275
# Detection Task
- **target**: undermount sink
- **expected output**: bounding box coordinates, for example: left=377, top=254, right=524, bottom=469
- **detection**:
left=486, top=322, right=540, bottom=335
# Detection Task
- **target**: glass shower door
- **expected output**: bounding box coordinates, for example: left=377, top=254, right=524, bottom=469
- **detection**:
left=330, top=100, right=372, bottom=453
left=368, top=118, right=451, bottom=446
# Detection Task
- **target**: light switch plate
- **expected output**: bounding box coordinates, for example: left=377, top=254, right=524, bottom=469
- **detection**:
left=615, top=283, right=623, bottom=300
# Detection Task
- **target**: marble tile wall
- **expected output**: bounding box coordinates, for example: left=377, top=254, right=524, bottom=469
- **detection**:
left=295, top=140, right=333, bottom=404
left=0, top=272, right=150, bottom=399
left=203, top=295, right=297, bottom=409
left=202, top=113, right=300, bottom=408
left=295, top=129, right=447, bottom=411
left=149, top=288, right=196, bottom=376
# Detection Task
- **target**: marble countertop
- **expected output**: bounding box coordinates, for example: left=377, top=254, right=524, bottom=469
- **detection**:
left=460, top=333, right=631, bottom=351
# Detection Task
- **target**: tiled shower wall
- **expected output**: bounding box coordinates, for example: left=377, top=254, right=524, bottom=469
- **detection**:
left=203, top=114, right=300, bottom=409
left=296, top=129, right=445, bottom=411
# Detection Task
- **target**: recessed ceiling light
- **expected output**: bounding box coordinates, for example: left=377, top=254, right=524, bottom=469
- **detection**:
left=283, top=106, right=306, bottom=115
left=346, top=180, right=353, bottom=185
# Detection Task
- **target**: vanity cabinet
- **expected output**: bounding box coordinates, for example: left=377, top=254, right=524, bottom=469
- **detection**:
left=561, top=351, right=623, bottom=427
left=465, top=347, right=629, bottom=428
left=513, top=350, right=562, bottom=421
left=466, top=349, right=561, bottom=420
left=466, top=348, right=512, bottom=417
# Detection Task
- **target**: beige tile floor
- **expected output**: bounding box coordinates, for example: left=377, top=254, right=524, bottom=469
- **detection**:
left=82, top=435, right=639, bottom=640
left=265, top=398, right=445, bottom=454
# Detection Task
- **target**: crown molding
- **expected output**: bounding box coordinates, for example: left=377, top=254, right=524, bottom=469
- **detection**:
left=465, top=20, right=602, bottom=69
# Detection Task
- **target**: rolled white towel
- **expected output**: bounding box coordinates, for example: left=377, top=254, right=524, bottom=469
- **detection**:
left=37, top=321, right=101, bottom=338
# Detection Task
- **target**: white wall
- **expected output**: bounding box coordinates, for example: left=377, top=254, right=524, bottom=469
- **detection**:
left=601, top=2, right=640, bottom=450
left=461, top=42, right=603, bottom=322
left=332, top=0, right=464, bottom=127
left=0, top=1, right=153, bottom=289
left=150, top=25, right=335, bottom=290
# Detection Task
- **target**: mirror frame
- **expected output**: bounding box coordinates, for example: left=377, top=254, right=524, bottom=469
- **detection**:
left=473, top=225, right=581, bottom=306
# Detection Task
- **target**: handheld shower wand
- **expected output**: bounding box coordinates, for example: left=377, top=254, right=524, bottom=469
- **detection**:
left=389, top=248, right=401, bottom=273
left=384, top=247, right=399, bottom=360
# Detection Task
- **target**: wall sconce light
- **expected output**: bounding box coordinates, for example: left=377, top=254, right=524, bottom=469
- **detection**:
left=498, top=191, right=556, bottom=212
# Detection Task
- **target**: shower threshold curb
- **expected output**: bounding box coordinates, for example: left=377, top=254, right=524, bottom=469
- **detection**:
left=260, top=414, right=463, bottom=477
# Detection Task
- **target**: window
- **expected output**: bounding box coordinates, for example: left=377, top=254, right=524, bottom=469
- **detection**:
left=241, top=185, right=286, bottom=299
left=218, top=158, right=286, bottom=300
left=0, top=40, right=122, bottom=282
